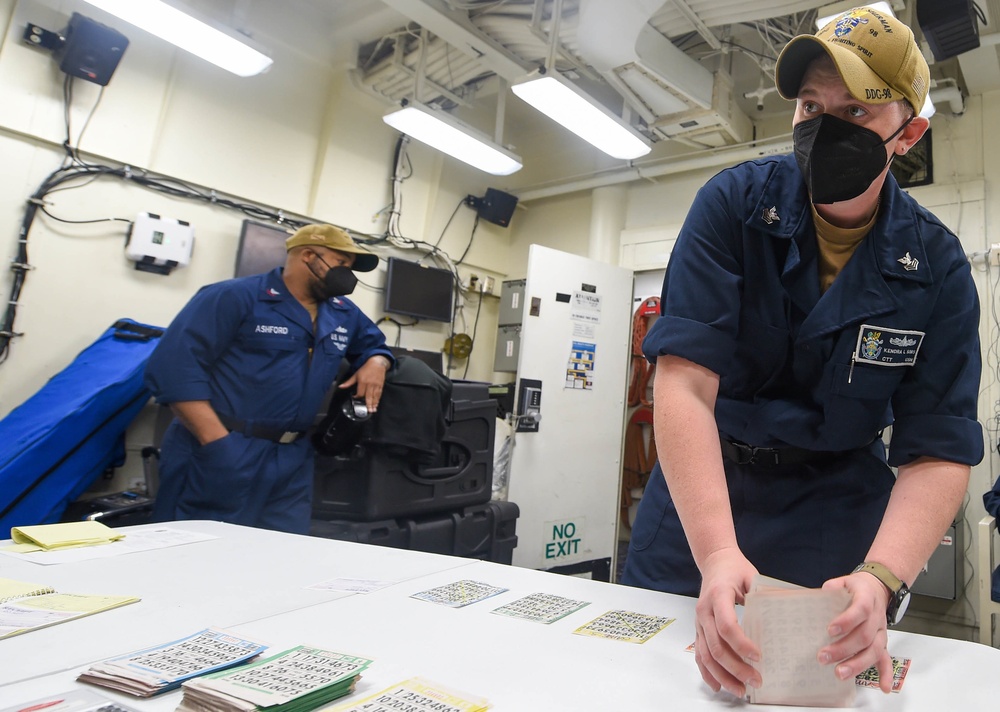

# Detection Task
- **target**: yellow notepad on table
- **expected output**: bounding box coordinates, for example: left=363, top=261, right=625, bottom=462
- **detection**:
left=8, top=520, right=125, bottom=552
left=0, top=577, right=55, bottom=603
left=0, top=587, right=140, bottom=639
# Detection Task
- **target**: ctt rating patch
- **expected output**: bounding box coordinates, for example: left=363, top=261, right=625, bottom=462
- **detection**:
left=854, top=324, right=925, bottom=367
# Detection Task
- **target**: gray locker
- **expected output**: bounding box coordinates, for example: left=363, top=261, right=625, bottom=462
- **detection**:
left=910, top=523, right=958, bottom=599
left=493, top=324, right=521, bottom=372
left=498, top=279, right=526, bottom=326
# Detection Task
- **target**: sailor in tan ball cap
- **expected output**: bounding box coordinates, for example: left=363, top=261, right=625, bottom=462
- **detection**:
left=145, top=221, right=392, bottom=534
left=623, top=7, right=981, bottom=704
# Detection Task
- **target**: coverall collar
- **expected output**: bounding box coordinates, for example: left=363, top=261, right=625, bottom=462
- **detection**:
left=258, top=268, right=314, bottom=333
left=749, top=155, right=932, bottom=341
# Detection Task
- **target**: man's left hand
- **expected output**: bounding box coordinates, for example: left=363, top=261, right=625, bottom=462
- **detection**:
left=339, top=355, right=391, bottom=412
left=817, top=572, right=894, bottom=693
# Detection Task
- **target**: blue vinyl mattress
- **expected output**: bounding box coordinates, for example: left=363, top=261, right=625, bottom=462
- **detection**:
left=0, top=319, right=164, bottom=530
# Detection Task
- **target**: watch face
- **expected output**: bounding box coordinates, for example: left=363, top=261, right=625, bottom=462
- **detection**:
left=892, top=589, right=912, bottom=626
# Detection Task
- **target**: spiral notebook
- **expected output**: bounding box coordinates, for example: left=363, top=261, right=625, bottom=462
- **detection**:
left=0, top=577, right=55, bottom=603
left=0, top=577, right=138, bottom=640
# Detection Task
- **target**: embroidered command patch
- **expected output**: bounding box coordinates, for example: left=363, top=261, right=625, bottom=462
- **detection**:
left=854, top=324, right=925, bottom=366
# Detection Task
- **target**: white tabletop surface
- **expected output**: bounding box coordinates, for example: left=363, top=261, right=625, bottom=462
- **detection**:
left=0, top=520, right=474, bottom=686
left=2, top=520, right=999, bottom=711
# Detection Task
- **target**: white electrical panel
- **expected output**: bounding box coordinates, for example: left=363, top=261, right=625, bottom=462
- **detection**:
left=125, top=212, right=195, bottom=275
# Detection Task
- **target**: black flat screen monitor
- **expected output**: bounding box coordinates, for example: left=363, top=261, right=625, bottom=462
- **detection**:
left=235, top=220, right=292, bottom=277
left=383, top=257, right=454, bottom=322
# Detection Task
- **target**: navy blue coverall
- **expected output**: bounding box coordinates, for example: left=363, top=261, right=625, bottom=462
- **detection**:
left=622, top=154, right=983, bottom=595
left=145, top=267, right=392, bottom=533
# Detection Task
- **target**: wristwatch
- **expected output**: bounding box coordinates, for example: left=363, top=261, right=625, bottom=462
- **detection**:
left=853, top=562, right=911, bottom=627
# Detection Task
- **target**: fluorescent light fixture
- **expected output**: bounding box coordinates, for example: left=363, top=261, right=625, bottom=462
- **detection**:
left=511, top=71, right=651, bottom=160
left=816, top=1, right=894, bottom=29
left=81, top=0, right=272, bottom=77
left=383, top=102, right=523, bottom=176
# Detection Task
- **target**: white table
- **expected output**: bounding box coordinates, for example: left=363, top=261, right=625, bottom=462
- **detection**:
left=0, top=521, right=473, bottom=686
left=2, top=521, right=999, bottom=710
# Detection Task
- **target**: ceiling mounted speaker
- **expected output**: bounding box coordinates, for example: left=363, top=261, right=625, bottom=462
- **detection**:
left=467, top=188, right=518, bottom=228
left=54, top=12, right=129, bottom=86
left=917, top=0, right=980, bottom=61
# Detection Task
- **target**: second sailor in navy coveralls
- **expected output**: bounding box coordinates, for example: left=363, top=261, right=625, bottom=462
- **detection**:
left=146, top=224, right=393, bottom=534
left=621, top=6, right=983, bottom=699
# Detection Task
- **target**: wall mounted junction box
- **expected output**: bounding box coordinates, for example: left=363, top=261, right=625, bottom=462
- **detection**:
left=125, top=212, right=195, bottom=275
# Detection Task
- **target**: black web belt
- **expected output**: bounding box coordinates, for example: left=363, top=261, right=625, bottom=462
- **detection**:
left=218, top=415, right=305, bottom=444
left=720, top=439, right=862, bottom=467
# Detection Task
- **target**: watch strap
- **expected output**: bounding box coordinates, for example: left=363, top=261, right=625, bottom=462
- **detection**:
left=852, top=562, right=904, bottom=595
left=853, top=561, right=910, bottom=626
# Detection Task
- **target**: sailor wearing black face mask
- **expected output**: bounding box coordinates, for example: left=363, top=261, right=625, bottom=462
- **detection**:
left=793, top=110, right=914, bottom=205
left=145, top=223, right=393, bottom=534
left=622, top=6, right=982, bottom=701
left=306, top=249, right=360, bottom=300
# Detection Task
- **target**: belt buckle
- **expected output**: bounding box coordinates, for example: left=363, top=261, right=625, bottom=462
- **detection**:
left=278, top=431, right=299, bottom=444
left=729, top=441, right=755, bottom=465
left=729, top=441, right=781, bottom=466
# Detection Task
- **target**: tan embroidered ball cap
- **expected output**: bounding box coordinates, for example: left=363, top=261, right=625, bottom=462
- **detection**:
left=285, top=224, right=378, bottom=272
left=775, top=6, right=929, bottom=113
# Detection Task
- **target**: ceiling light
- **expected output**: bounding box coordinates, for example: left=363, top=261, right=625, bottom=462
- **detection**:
left=81, top=0, right=272, bottom=77
left=815, top=1, right=894, bottom=29
left=511, top=71, right=651, bottom=161
left=382, top=102, right=523, bottom=176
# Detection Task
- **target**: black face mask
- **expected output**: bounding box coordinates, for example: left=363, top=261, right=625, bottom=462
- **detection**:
left=793, top=113, right=912, bottom=204
left=308, top=253, right=358, bottom=299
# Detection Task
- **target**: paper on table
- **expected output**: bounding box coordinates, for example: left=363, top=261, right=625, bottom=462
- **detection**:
left=742, top=575, right=855, bottom=707
left=308, top=578, right=396, bottom=594
left=77, top=627, right=269, bottom=696
left=0, top=591, right=140, bottom=639
left=179, top=645, right=371, bottom=712
left=323, top=677, right=490, bottom=711
left=8, top=520, right=124, bottom=551
left=1, top=526, right=218, bottom=565
left=0, top=576, right=55, bottom=602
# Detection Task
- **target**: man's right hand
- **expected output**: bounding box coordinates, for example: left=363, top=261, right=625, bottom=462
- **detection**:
left=170, top=401, right=229, bottom=445
left=693, top=547, right=762, bottom=698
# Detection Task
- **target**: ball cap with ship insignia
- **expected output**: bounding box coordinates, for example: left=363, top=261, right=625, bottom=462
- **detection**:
left=285, top=224, right=379, bottom=272
left=775, top=5, right=929, bottom=114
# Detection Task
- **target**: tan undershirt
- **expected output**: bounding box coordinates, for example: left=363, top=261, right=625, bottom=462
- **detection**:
left=813, top=204, right=880, bottom=292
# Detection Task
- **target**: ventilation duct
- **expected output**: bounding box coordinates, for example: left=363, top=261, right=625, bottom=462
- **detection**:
left=577, top=0, right=752, bottom=147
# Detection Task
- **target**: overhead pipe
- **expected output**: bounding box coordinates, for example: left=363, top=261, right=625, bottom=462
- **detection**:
left=929, top=85, right=964, bottom=115
left=516, top=134, right=794, bottom=202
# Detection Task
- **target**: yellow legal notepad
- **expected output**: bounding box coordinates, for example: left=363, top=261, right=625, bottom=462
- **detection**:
left=9, top=520, right=125, bottom=551
left=0, top=588, right=140, bottom=640
left=0, top=577, right=55, bottom=603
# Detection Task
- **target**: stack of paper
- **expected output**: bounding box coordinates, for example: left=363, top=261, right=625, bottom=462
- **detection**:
left=8, top=520, right=124, bottom=551
left=177, top=645, right=372, bottom=712
left=77, top=628, right=269, bottom=697
left=742, top=575, right=855, bottom=707
left=327, top=677, right=490, bottom=711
